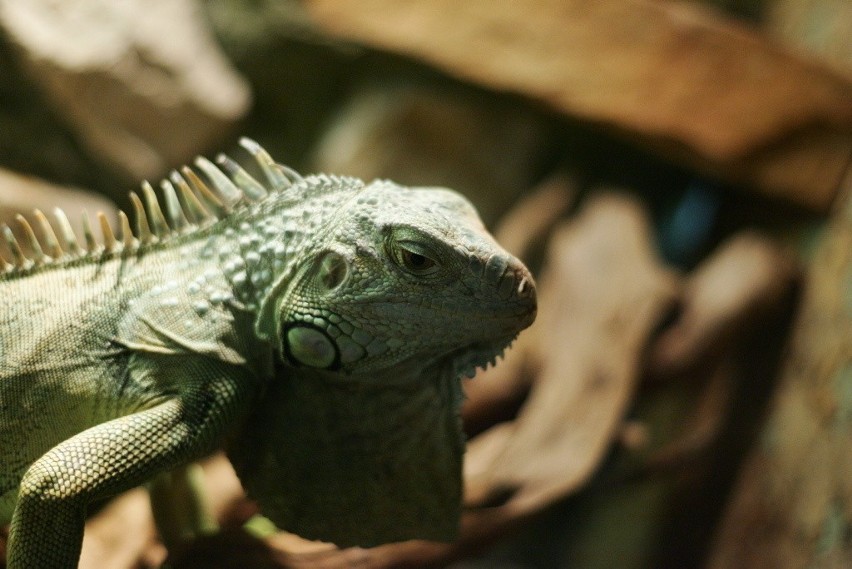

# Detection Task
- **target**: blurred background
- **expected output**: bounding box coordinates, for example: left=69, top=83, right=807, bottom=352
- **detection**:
left=0, top=1, right=850, bottom=567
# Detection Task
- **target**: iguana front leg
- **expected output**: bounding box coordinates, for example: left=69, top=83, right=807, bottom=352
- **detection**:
left=6, top=357, right=258, bottom=569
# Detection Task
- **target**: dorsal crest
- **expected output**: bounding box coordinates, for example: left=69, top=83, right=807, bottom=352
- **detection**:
left=0, top=138, right=305, bottom=274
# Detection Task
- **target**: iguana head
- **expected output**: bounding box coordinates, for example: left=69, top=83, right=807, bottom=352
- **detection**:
left=257, top=179, right=536, bottom=380
left=232, top=177, right=536, bottom=548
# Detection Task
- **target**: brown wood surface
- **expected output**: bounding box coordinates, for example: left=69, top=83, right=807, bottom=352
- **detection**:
left=306, top=0, right=852, bottom=211
left=708, top=179, right=852, bottom=568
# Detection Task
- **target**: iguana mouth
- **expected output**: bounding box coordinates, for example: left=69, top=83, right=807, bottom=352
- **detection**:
left=450, top=334, right=518, bottom=379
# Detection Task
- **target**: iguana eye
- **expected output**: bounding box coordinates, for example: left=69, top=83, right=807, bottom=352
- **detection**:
left=394, top=243, right=438, bottom=275
left=401, top=249, right=435, bottom=272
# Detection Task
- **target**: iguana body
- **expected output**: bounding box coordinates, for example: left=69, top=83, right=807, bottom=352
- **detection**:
left=0, top=139, right=536, bottom=567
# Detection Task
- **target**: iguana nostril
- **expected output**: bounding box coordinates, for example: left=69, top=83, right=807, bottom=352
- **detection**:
left=514, top=270, right=537, bottom=318
left=517, top=277, right=530, bottom=297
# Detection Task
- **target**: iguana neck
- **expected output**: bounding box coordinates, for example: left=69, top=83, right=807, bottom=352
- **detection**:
left=226, top=360, right=464, bottom=547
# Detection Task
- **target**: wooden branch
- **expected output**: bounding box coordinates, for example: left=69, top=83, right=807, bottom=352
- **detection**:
left=306, top=0, right=852, bottom=211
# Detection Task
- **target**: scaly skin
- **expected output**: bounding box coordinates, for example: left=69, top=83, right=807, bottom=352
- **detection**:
left=0, top=139, right=536, bottom=567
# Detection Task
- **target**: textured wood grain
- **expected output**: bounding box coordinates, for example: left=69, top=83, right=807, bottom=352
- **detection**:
left=306, top=0, right=852, bottom=211
left=0, top=0, right=250, bottom=182
left=708, top=176, right=852, bottom=568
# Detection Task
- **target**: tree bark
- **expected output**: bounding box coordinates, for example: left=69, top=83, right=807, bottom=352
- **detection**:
left=708, top=175, right=852, bottom=568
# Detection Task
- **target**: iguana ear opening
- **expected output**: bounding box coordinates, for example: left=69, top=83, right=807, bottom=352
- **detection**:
left=314, top=250, right=349, bottom=291
left=255, top=250, right=349, bottom=345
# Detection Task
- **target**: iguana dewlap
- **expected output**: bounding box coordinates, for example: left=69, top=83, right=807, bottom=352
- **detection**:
left=0, top=138, right=536, bottom=567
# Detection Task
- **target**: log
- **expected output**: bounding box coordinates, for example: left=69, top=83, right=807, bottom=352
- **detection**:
left=0, top=0, right=251, bottom=183
left=305, top=0, right=852, bottom=211
left=708, top=179, right=852, bottom=568
left=464, top=193, right=679, bottom=513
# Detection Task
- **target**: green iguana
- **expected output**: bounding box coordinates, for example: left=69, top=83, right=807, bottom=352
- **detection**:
left=0, top=139, right=536, bottom=568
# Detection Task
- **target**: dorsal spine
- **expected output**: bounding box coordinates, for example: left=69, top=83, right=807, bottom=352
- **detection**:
left=0, top=138, right=296, bottom=274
